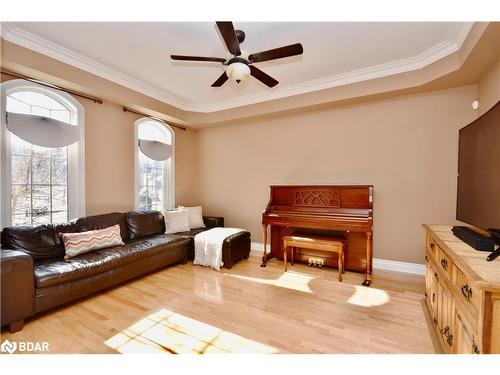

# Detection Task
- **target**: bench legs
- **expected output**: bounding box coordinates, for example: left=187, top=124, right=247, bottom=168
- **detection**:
left=283, top=246, right=295, bottom=271
left=337, top=253, right=343, bottom=282
left=283, top=244, right=344, bottom=282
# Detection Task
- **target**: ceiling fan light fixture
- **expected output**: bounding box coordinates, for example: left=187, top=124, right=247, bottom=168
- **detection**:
left=225, top=62, right=250, bottom=83
left=171, top=22, right=303, bottom=88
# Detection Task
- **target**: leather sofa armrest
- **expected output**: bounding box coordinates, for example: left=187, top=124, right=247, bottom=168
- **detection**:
left=203, top=216, right=224, bottom=228
left=1, top=249, right=35, bottom=331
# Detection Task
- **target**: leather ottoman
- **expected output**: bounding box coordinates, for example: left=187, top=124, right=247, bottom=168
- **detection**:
left=180, top=225, right=251, bottom=269
left=220, top=230, right=251, bottom=269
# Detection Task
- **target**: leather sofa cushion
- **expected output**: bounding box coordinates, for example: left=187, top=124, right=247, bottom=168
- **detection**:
left=75, top=212, right=129, bottom=243
left=34, top=234, right=189, bottom=288
left=203, top=216, right=224, bottom=228
left=1, top=222, right=79, bottom=259
left=52, top=222, right=84, bottom=252
left=126, top=211, right=165, bottom=240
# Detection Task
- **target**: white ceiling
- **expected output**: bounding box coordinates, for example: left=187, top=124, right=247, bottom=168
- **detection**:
left=3, top=22, right=473, bottom=112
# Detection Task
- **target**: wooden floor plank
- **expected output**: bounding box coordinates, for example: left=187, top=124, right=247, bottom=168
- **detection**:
left=0, top=253, right=434, bottom=354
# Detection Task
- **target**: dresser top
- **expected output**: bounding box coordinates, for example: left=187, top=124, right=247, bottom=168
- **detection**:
left=424, top=224, right=500, bottom=292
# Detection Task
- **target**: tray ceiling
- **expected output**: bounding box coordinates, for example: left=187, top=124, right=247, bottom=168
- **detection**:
left=2, top=22, right=473, bottom=112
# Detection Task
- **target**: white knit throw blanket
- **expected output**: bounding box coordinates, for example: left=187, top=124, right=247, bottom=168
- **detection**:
left=193, top=227, right=245, bottom=270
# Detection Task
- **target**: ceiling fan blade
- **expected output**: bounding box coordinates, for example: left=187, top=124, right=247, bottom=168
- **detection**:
left=248, top=43, right=303, bottom=63
left=249, top=66, right=279, bottom=88
left=216, top=21, right=241, bottom=56
left=171, top=55, right=226, bottom=63
left=211, top=72, right=229, bottom=87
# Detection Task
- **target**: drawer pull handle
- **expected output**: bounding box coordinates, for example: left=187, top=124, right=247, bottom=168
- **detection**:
left=432, top=293, right=436, bottom=303
left=461, top=284, right=473, bottom=300
left=472, top=342, right=480, bottom=354
left=440, top=258, right=448, bottom=270
left=440, top=326, right=453, bottom=346
left=446, top=334, right=453, bottom=347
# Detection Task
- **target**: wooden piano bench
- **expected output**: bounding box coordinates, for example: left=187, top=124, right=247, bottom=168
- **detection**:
left=282, top=232, right=346, bottom=281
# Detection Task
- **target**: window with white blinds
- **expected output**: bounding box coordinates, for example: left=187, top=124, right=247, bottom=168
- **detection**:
left=135, top=119, right=174, bottom=211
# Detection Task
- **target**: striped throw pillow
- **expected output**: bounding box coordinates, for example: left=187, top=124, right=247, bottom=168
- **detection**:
left=61, top=224, right=124, bottom=260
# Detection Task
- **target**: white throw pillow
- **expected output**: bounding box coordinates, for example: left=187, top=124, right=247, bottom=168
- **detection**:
left=163, top=209, right=190, bottom=234
left=178, top=206, right=206, bottom=229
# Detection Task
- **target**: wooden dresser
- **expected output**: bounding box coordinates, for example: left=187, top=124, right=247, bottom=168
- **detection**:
left=423, top=225, right=500, bottom=354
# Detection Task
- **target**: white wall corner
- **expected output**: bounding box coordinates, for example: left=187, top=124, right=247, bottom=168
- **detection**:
left=250, top=242, right=426, bottom=276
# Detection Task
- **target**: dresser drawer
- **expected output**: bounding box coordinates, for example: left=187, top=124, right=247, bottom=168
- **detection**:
left=454, top=309, right=481, bottom=354
left=436, top=246, right=452, bottom=280
left=454, top=268, right=482, bottom=320
left=427, top=236, right=438, bottom=259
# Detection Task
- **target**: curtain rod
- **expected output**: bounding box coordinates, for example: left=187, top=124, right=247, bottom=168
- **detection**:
left=122, top=107, right=187, bottom=131
left=1, top=68, right=187, bottom=130
left=1, top=68, right=103, bottom=104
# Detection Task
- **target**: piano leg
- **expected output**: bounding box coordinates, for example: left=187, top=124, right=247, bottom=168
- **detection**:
left=362, top=231, right=373, bottom=287
left=260, top=224, right=268, bottom=267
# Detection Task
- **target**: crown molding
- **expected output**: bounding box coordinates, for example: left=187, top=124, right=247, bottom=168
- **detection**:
left=1, top=22, right=473, bottom=114
left=0, top=23, right=196, bottom=110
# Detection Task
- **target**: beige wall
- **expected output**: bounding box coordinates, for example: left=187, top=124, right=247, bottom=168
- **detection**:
left=0, top=75, right=200, bottom=216
left=196, top=85, right=479, bottom=264
left=478, top=59, right=500, bottom=115
left=84, top=102, right=200, bottom=214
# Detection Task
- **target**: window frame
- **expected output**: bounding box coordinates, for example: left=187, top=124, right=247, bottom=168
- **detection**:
left=134, top=118, right=175, bottom=211
left=0, top=79, right=85, bottom=228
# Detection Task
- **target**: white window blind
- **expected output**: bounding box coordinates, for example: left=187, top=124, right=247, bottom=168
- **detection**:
left=138, top=139, right=172, bottom=161
left=6, top=112, right=79, bottom=148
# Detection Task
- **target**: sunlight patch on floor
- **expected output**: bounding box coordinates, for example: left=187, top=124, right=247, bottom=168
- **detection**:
left=228, top=271, right=316, bottom=293
left=347, top=285, right=390, bottom=307
left=104, top=308, right=277, bottom=354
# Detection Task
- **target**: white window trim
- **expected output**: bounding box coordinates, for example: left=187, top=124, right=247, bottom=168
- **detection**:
left=0, top=79, right=86, bottom=228
left=134, top=118, right=175, bottom=211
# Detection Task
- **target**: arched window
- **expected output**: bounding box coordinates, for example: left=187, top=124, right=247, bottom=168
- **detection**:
left=1, top=80, right=85, bottom=228
left=135, top=118, right=174, bottom=211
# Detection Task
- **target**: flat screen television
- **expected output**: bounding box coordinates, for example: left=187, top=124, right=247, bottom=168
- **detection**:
left=456, top=100, right=500, bottom=233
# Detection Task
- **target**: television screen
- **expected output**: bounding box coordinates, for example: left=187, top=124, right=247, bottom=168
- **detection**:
left=457, top=101, right=500, bottom=231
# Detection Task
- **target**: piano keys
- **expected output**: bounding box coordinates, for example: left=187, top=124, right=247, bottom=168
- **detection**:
left=261, top=185, right=374, bottom=286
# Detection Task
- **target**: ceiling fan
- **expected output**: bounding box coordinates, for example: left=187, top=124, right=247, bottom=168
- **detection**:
left=171, top=22, right=304, bottom=88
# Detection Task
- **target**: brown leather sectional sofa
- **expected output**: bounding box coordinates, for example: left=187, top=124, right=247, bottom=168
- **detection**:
left=0, top=210, right=251, bottom=333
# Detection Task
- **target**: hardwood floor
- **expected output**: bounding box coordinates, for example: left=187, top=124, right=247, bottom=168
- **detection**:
left=0, top=253, right=434, bottom=354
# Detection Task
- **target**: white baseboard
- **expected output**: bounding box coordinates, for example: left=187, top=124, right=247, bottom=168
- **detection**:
left=372, top=258, right=426, bottom=275
left=250, top=242, right=425, bottom=276
left=251, top=242, right=266, bottom=252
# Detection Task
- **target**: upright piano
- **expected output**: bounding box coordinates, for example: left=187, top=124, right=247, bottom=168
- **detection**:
left=261, top=185, right=374, bottom=286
